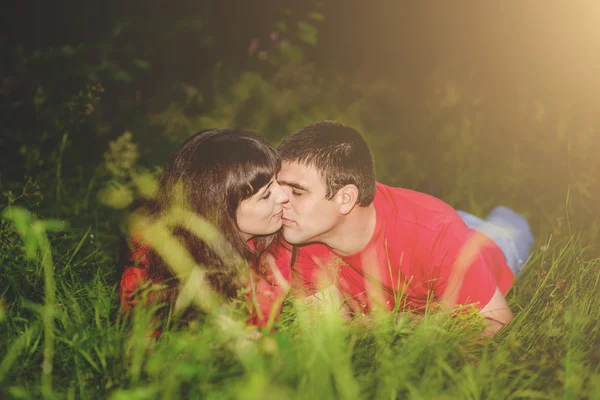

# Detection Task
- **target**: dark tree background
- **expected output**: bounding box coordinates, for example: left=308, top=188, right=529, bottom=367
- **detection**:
left=2, top=1, right=599, bottom=231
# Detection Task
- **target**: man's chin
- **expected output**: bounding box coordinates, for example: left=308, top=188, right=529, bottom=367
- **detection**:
left=282, top=228, right=304, bottom=245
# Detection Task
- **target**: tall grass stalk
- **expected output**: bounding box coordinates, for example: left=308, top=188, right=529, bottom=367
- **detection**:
left=3, top=207, right=65, bottom=398
left=36, top=222, right=57, bottom=396
left=55, top=133, right=69, bottom=208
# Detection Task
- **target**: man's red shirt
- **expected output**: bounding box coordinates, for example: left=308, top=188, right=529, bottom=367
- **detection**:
left=291, top=182, right=514, bottom=314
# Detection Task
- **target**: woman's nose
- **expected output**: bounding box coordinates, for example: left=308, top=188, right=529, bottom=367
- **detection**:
left=276, top=186, right=289, bottom=204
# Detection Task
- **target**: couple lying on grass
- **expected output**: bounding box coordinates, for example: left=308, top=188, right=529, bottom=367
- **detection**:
left=119, top=121, right=534, bottom=337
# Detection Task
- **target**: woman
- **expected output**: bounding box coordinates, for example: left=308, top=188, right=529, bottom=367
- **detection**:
left=119, top=129, right=290, bottom=327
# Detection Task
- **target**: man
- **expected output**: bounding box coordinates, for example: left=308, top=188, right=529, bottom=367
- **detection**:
left=276, top=121, right=534, bottom=335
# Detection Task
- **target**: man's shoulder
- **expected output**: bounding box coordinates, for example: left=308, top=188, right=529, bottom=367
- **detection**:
left=374, top=182, right=460, bottom=231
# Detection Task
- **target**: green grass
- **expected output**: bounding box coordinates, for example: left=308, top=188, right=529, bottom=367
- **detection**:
left=2, top=178, right=600, bottom=400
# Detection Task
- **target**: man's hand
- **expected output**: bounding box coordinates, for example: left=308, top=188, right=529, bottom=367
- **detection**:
left=479, top=286, right=514, bottom=336
left=298, top=285, right=351, bottom=320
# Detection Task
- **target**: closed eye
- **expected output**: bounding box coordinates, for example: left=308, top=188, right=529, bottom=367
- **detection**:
left=278, top=180, right=307, bottom=197
left=260, top=181, right=275, bottom=200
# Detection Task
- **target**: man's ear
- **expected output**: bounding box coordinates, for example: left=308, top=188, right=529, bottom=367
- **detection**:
left=336, top=184, right=359, bottom=215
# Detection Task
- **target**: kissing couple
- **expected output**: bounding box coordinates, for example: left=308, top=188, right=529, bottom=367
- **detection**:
left=120, top=121, right=534, bottom=336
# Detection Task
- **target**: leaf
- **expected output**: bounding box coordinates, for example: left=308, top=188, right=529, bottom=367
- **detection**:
left=175, top=362, right=198, bottom=379
left=2, top=207, right=37, bottom=259
left=43, top=219, right=68, bottom=233
left=61, top=45, right=75, bottom=56
left=132, top=171, right=159, bottom=198
left=308, top=12, right=325, bottom=22
left=276, top=21, right=288, bottom=33
left=133, top=59, right=151, bottom=71
left=97, top=184, right=134, bottom=209
left=110, top=386, right=158, bottom=400
left=297, top=21, right=318, bottom=46
left=511, top=389, right=548, bottom=398
left=279, top=43, right=303, bottom=63
left=114, top=70, right=133, bottom=83
left=112, top=19, right=132, bottom=38
left=8, top=387, right=28, bottom=398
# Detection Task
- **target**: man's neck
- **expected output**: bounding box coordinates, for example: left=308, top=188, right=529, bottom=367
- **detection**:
left=325, top=203, right=377, bottom=256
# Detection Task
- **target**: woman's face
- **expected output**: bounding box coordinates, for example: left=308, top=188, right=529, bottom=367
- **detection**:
left=236, top=177, right=289, bottom=240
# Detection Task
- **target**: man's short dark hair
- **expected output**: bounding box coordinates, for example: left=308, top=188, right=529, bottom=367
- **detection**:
left=278, top=120, right=376, bottom=206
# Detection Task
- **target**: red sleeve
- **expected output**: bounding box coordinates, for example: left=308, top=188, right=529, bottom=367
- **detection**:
left=247, top=240, right=293, bottom=328
left=119, top=267, right=148, bottom=312
left=119, top=237, right=150, bottom=313
left=248, top=273, right=289, bottom=327
left=248, top=243, right=343, bottom=326
left=430, top=218, right=505, bottom=309
left=290, top=244, right=338, bottom=297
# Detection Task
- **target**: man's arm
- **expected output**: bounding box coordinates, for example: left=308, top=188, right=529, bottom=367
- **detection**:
left=431, top=218, right=515, bottom=337
left=479, top=286, right=513, bottom=336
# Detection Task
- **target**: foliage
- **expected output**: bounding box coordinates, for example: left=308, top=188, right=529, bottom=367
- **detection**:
left=247, top=5, right=325, bottom=66
left=2, top=206, right=66, bottom=397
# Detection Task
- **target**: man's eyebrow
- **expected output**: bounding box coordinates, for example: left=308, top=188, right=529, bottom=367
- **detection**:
left=278, top=180, right=308, bottom=191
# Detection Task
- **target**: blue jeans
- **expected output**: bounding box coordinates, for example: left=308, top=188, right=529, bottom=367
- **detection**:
left=457, top=206, right=534, bottom=276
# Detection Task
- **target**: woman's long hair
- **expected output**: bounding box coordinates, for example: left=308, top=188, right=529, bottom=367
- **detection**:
left=130, top=129, right=281, bottom=306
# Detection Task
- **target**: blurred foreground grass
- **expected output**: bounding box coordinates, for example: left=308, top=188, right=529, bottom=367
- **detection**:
left=2, top=230, right=600, bottom=399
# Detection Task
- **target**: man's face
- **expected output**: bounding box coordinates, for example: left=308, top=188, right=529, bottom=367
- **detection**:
left=277, top=161, right=341, bottom=245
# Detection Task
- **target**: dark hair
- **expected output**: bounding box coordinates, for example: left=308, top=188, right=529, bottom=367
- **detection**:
left=131, top=129, right=281, bottom=305
left=278, top=120, right=376, bottom=206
